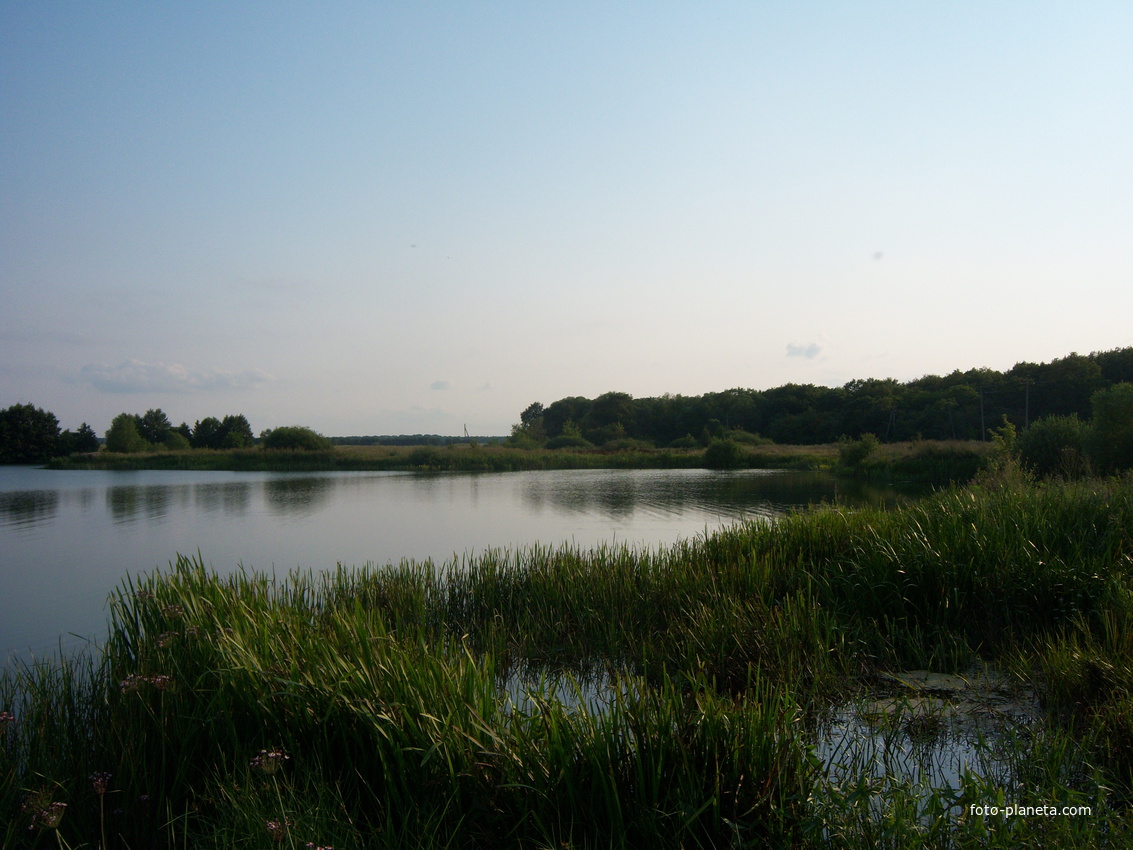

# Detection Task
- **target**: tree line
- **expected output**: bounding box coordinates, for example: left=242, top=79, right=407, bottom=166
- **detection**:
left=510, top=347, right=1133, bottom=449
left=0, top=404, right=342, bottom=463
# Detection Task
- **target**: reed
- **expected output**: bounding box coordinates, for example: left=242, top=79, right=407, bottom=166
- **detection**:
left=3, top=472, right=1132, bottom=846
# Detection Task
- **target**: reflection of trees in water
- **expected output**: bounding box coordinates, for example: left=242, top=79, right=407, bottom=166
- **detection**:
left=263, top=477, right=335, bottom=515
left=521, top=471, right=922, bottom=522
left=107, top=486, right=175, bottom=524
left=194, top=482, right=252, bottom=516
left=0, top=490, right=60, bottom=528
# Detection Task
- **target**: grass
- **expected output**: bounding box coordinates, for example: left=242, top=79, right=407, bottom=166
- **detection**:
left=3, top=467, right=1132, bottom=846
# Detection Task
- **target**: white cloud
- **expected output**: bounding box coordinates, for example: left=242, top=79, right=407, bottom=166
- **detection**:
left=786, top=342, right=822, bottom=359
left=78, top=359, right=271, bottom=394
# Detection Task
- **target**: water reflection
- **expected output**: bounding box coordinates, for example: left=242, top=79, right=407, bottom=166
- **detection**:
left=0, top=490, right=60, bottom=529
left=264, top=476, right=336, bottom=516
left=194, top=482, right=252, bottom=516
left=107, top=485, right=178, bottom=524
left=1, top=466, right=924, bottom=659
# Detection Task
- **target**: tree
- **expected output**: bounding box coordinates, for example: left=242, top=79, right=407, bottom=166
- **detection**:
left=192, top=417, right=223, bottom=449
left=1016, top=415, right=1090, bottom=478
left=137, top=409, right=172, bottom=444
left=0, top=403, right=61, bottom=463
left=74, top=423, right=100, bottom=453
left=1087, top=383, right=1133, bottom=473
left=106, top=413, right=150, bottom=453
left=520, top=402, right=544, bottom=429
left=261, top=426, right=332, bottom=451
left=219, top=414, right=254, bottom=448
left=57, top=422, right=100, bottom=456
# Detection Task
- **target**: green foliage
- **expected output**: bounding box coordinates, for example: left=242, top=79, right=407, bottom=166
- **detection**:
left=703, top=438, right=744, bottom=469
left=1087, top=382, right=1133, bottom=473
left=137, top=408, right=172, bottom=444
left=837, top=432, right=879, bottom=470
left=544, top=434, right=593, bottom=449
left=193, top=415, right=255, bottom=449
left=73, top=422, right=100, bottom=453
left=162, top=431, right=192, bottom=451
left=7, top=477, right=1133, bottom=846
left=1017, top=415, right=1091, bottom=478
left=521, top=347, right=1133, bottom=447
left=105, top=412, right=151, bottom=453
left=261, top=425, right=333, bottom=451
left=192, top=416, right=223, bottom=449
left=219, top=414, right=254, bottom=448
left=668, top=433, right=700, bottom=448
left=0, top=402, right=61, bottom=463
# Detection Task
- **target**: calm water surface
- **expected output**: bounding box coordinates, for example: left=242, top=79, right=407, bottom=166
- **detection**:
left=1, top=465, right=909, bottom=659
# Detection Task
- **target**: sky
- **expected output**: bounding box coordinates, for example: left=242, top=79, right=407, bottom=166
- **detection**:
left=2, top=2, right=1131, bottom=437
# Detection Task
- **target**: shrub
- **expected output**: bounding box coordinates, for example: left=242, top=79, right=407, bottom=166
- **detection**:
left=1017, top=415, right=1091, bottom=478
left=601, top=438, right=654, bottom=451
left=837, top=433, right=879, bottom=470
left=669, top=434, right=701, bottom=449
left=162, top=431, right=192, bottom=451
left=545, top=435, right=594, bottom=450
left=703, top=438, right=744, bottom=469
left=105, top=413, right=151, bottom=453
left=722, top=429, right=772, bottom=446
left=261, top=426, right=333, bottom=451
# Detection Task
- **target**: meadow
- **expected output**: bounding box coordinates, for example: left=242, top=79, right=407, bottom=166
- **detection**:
left=3, top=464, right=1131, bottom=847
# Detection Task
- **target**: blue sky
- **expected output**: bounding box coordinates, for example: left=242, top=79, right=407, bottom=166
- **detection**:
left=3, top=2, right=1131, bottom=436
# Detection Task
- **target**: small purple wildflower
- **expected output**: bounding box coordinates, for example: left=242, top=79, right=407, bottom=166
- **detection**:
left=161, top=603, right=185, bottom=619
left=25, top=801, right=67, bottom=831
left=265, top=817, right=290, bottom=842
left=251, top=747, right=290, bottom=775
left=90, top=772, right=112, bottom=795
left=120, top=673, right=173, bottom=693
left=156, top=631, right=178, bottom=648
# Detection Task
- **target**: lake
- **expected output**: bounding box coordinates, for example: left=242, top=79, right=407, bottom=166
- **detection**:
left=0, top=465, right=912, bottom=660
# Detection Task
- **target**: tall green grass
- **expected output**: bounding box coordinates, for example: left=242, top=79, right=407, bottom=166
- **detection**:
left=3, top=471, right=1133, bottom=846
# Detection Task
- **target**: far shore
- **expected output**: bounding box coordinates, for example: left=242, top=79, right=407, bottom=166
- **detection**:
left=44, top=438, right=992, bottom=483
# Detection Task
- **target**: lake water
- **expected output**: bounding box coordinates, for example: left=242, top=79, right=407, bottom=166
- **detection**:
left=1, top=465, right=911, bottom=660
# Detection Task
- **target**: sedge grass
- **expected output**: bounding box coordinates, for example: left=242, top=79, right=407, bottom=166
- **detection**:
left=2, top=471, right=1132, bottom=846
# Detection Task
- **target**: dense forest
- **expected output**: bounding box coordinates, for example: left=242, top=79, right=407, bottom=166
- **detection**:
left=511, top=347, right=1133, bottom=447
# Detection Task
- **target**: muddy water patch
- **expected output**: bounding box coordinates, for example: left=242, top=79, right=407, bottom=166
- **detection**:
left=814, top=667, right=1040, bottom=795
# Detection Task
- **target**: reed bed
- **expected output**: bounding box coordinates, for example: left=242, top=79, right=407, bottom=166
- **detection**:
left=3, top=471, right=1133, bottom=847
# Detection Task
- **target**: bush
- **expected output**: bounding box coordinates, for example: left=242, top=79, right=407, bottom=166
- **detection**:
left=837, top=433, right=879, bottom=470
left=703, top=438, right=744, bottom=470
left=105, top=413, right=151, bottom=453
left=162, top=431, right=192, bottom=451
left=261, top=426, right=333, bottom=451
left=722, top=429, right=772, bottom=446
left=669, top=434, right=701, bottom=449
left=545, top=435, right=594, bottom=450
left=1017, top=415, right=1091, bottom=478
left=600, top=438, right=654, bottom=451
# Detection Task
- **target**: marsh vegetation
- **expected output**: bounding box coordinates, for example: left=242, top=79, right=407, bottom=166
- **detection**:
left=3, top=466, right=1133, bottom=847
